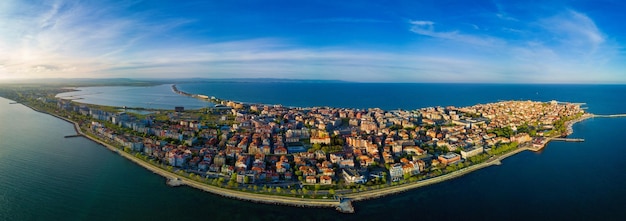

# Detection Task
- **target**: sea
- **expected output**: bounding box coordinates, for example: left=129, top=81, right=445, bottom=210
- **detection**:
left=1, top=82, right=626, bottom=220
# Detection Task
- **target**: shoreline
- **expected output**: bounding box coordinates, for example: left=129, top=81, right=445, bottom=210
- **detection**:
left=343, top=112, right=594, bottom=201
left=7, top=93, right=594, bottom=214
left=345, top=145, right=528, bottom=201
left=15, top=101, right=348, bottom=212
left=167, top=84, right=595, bottom=204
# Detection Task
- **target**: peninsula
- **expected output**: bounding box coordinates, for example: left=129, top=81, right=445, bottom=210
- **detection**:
left=0, top=84, right=590, bottom=213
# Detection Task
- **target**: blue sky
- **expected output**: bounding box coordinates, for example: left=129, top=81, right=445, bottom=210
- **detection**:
left=0, top=0, right=624, bottom=83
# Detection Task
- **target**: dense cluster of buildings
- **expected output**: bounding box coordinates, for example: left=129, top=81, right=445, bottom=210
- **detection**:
left=56, top=98, right=583, bottom=187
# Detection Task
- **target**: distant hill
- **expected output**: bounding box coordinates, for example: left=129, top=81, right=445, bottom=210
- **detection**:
left=0, top=78, right=157, bottom=87
left=0, top=78, right=350, bottom=87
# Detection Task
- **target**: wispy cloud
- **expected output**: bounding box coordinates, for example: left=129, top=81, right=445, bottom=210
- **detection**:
left=541, top=10, right=605, bottom=55
left=408, top=20, right=503, bottom=46
left=302, top=18, right=390, bottom=23
left=0, top=0, right=191, bottom=79
left=406, top=8, right=621, bottom=83
left=0, top=0, right=623, bottom=83
left=493, top=1, right=519, bottom=21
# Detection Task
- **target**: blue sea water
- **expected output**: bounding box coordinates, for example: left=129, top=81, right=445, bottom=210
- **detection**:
left=178, top=82, right=626, bottom=114
left=2, top=82, right=626, bottom=220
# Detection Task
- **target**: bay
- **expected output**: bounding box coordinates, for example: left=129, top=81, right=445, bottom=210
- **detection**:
left=55, top=84, right=213, bottom=110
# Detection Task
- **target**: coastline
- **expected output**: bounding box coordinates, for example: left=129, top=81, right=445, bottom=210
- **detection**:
left=345, top=145, right=527, bottom=201
left=168, top=84, right=594, bottom=207
left=5, top=91, right=594, bottom=214
left=15, top=101, right=347, bottom=211
left=36, top=98, right=528, bottom=212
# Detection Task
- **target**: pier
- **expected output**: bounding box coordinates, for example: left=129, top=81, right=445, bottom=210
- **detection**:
left=551, top=138, right=584, bottom=142
left=334, top=196, right=355, bottom=213
left=64, top=134, right=84, bottom=138
left=166, top=177, right=184, bottom=187
left=593, top=114, right=626, bottom=118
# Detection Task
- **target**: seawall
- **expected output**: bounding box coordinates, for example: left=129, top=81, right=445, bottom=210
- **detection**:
left=15, top=101, right=347, bottom=212
left=9, top=95, right=594, bottom=214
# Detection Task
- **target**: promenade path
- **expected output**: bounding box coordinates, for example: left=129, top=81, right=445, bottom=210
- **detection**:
left=19, top=103, right=348, bottom=211
left=17, top=100, right=598, bottom=214
left=344, top=146, right=527, bottom=201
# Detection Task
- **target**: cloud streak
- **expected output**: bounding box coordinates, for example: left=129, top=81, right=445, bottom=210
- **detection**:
left=0, top=1, right=623, bottom=84
left=408, top=20, right=503, bottom=46
left=302, top=17, right=390, bottom=23
left=0, top=0, right=190, bottom=79
left=406, top=9, right=620, bottom=83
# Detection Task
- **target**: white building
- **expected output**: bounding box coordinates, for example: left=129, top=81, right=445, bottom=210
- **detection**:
left=390, top=163, right=403, bottom=182
left=342, top=169, right=365, bottom=184
left=460, top=146, right=484, bottom=159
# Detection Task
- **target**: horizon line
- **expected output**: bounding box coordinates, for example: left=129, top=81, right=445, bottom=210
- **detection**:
left=1, top=77, right=625, bottom=85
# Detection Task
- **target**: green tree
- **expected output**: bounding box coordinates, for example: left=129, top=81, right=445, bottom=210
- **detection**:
left=328, top=189, right=335, bottom=196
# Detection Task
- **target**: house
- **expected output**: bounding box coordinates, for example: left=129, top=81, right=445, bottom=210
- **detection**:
left=403, top=146, right=426, bottom=156
left=274, top=146, right=288, bottom=155
left=306, top=176, right=317, bottom=184
left=402, top=162, right=421, bottom=176
left=320, top=175, right=332, bottom=185
left=237, top=171, right=256, bottom=184
left=322, top=168, right=335, bottom=176
left=284, top=171, right=293, bottom=180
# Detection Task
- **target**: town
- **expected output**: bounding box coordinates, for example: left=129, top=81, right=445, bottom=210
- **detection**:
left=1, top=86, right=584, bottom=200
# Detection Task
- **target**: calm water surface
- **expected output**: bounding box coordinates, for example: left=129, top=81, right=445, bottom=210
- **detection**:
left=2, top=83, right=626, bottom=220
left=55, top=84, right=213, bottom=110
left=178, top=83, right=626, bottom=114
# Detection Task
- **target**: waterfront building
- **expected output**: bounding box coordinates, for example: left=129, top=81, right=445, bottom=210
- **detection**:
left=306, top=176, right=317, bottom=184
left=460, top=146, right=484, bottom=159
left=320, top=175, right=332, bottom=185
left=390, top=163, right=403, bottom=181
left=342, top=169, right=366, bottom=184
left=438, top=152, right=461, bottom=165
